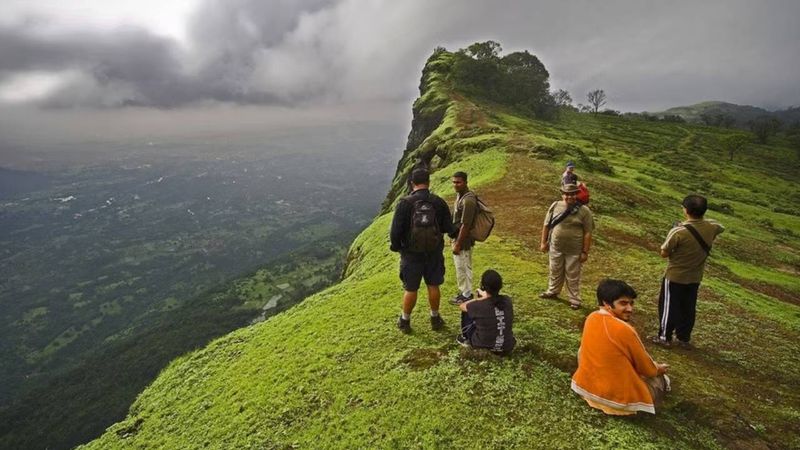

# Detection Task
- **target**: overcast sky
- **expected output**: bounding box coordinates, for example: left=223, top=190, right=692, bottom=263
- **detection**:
left=2, top=0, right=799, bottom=151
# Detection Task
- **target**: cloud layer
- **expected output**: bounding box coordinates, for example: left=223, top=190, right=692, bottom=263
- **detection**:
left=1, top=0, right=799, bottom=111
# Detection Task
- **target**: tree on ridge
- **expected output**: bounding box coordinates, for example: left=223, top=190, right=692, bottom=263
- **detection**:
left=587, top=89, right=607, bottom=114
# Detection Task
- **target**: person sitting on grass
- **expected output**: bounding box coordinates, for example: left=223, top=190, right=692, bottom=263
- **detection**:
left=571, top=279, right=670, bottom=415
left=456, top=269, right=516, bottom=355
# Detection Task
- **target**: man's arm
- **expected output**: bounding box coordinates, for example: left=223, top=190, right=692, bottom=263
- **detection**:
left=389, top=200, right=409, bottom=252
left=539, top=225, right=549, bottom=253
left=458, top=289, right=489, bottom=312
left=540, top=202, right=557, bottom=252
left=627, top=329, right=664, bottom=378
left=580, top=232, right=592, bottom=263
left=437, top=197, right=457, bottom=238
left=453, top=195, right=477, bottom=254
left=660, top=228, right=680, bottom=258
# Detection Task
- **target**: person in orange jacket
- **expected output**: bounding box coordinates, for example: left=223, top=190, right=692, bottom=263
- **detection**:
left=571, top=279, right=670, bottom=415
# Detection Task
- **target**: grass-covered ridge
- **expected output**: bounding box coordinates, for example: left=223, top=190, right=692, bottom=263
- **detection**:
left=85, top=49, right=799, bottom=449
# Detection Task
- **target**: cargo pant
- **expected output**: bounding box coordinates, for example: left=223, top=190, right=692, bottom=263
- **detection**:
left=453, top=248, right=473, bottom=297
left=544, top=249, right=582, bottom=306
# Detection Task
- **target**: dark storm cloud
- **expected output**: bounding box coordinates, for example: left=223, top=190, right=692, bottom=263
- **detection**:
left=1, top=0, right=799, bottom=110
left=0, top=23, right=202, bottom=107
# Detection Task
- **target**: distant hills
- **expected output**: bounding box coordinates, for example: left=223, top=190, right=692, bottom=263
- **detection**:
left=651, top=100, right=800, bottom=127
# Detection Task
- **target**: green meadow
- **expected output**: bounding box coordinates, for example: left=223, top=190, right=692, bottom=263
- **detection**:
left=83, top=50, right=799, bottom=449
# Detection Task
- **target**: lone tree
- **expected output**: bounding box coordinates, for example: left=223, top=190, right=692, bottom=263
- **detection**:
left=722, top=134, right=750, bottom=161
left=587, top=89, right=607, bottom=114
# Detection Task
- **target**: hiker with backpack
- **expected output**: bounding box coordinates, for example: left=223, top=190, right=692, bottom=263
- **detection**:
left=572, top=279, right=670, bottom=415
left=561, top=161, right=591, bottom=205
left=561, top=161, right=579, bottom=186
left=390, top=168, right=456, bottom=333
left=456, top=269, right=516, bottom=355
left=652, top=194, right=724, bottom=349
left=539, top=183, right=595, bottom=309
left=450, top=171, right=478, bottom=304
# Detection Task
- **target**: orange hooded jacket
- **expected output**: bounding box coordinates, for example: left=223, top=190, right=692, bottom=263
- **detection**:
left=571, top=308, right=659, bottom=414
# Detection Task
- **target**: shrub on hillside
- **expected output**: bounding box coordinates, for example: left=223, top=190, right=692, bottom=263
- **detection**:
left=572, top=148, right=615, bottom=175
left=633, top=176, right=658, bottom=191
left=708, top=202, right=735, bottom=215
left=772, top=205, right=800, bottom=216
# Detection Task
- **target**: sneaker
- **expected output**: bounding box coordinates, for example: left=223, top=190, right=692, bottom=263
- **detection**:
left=449, top=293, right=474, bottom=305
left=569, top=303, right=581, bottom=310
left=539, top=292, right=558, bottom=299
left=430, top=315, right=445, bottom=331
left=675, top=340, right=694, bottom=350
left=456, top=334, right=470, bottom=347
left=397, top=316, right=411, bottom=334
left=650, top=336, right=671, bottom=347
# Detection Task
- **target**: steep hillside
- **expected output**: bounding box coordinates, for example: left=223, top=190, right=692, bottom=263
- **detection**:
left=84, top=49, right=799, bottom=449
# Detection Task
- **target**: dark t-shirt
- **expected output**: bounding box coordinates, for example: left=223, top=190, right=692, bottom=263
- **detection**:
left=466, top=295, right=516, bottom=354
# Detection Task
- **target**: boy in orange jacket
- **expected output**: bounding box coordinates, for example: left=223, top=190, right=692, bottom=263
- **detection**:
left=572, top=279, right=670, bottom=415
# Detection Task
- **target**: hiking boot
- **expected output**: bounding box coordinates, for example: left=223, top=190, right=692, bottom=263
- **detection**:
left=397, top=316, right=411, bottom=334
left=449, top=293, right=474, bottom=305
left=650, top=336, right=671, bottom=347
left=456, top=334, right=470, bottom=347
left=430, top=315, right=445, bottom=331
left=539, top=292, right=558, bottom=299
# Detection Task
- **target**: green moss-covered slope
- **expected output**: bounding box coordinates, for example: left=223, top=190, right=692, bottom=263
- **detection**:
left=84, top=49, right=799, bottom=449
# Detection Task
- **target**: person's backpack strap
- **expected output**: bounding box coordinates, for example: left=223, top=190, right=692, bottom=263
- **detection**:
left=683, top=224, right=711, bottom=256
left=545, top=201, right=558, bottom=228
left=547, top=203, right=581, bottom=229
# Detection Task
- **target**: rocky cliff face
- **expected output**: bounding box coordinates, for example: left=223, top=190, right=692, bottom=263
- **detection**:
left=380, top=50, right=452, bottom=213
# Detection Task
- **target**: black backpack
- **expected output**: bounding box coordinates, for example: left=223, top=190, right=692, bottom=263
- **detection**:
left=404, top=193, right=440, bottom=252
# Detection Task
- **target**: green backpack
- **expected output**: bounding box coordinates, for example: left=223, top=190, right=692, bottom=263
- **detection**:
left=462, top=192, right=495, bottom=242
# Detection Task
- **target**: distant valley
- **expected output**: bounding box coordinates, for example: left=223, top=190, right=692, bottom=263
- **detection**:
left=0, top=122, right=404, bottom=449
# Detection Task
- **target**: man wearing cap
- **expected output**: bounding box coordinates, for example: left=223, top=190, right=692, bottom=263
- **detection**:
left=561, top=161, right=579, bottom=186
left=653, top=194, right=724, bottom=348
left=539, top=183, right=594, bottom=309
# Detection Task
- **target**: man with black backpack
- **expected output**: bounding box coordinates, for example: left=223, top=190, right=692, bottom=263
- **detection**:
left=653, top=195, right=724, bottom=349
left=390, top=168, right=456, bottom=333
left=539, top=183, right=595, bottom=309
